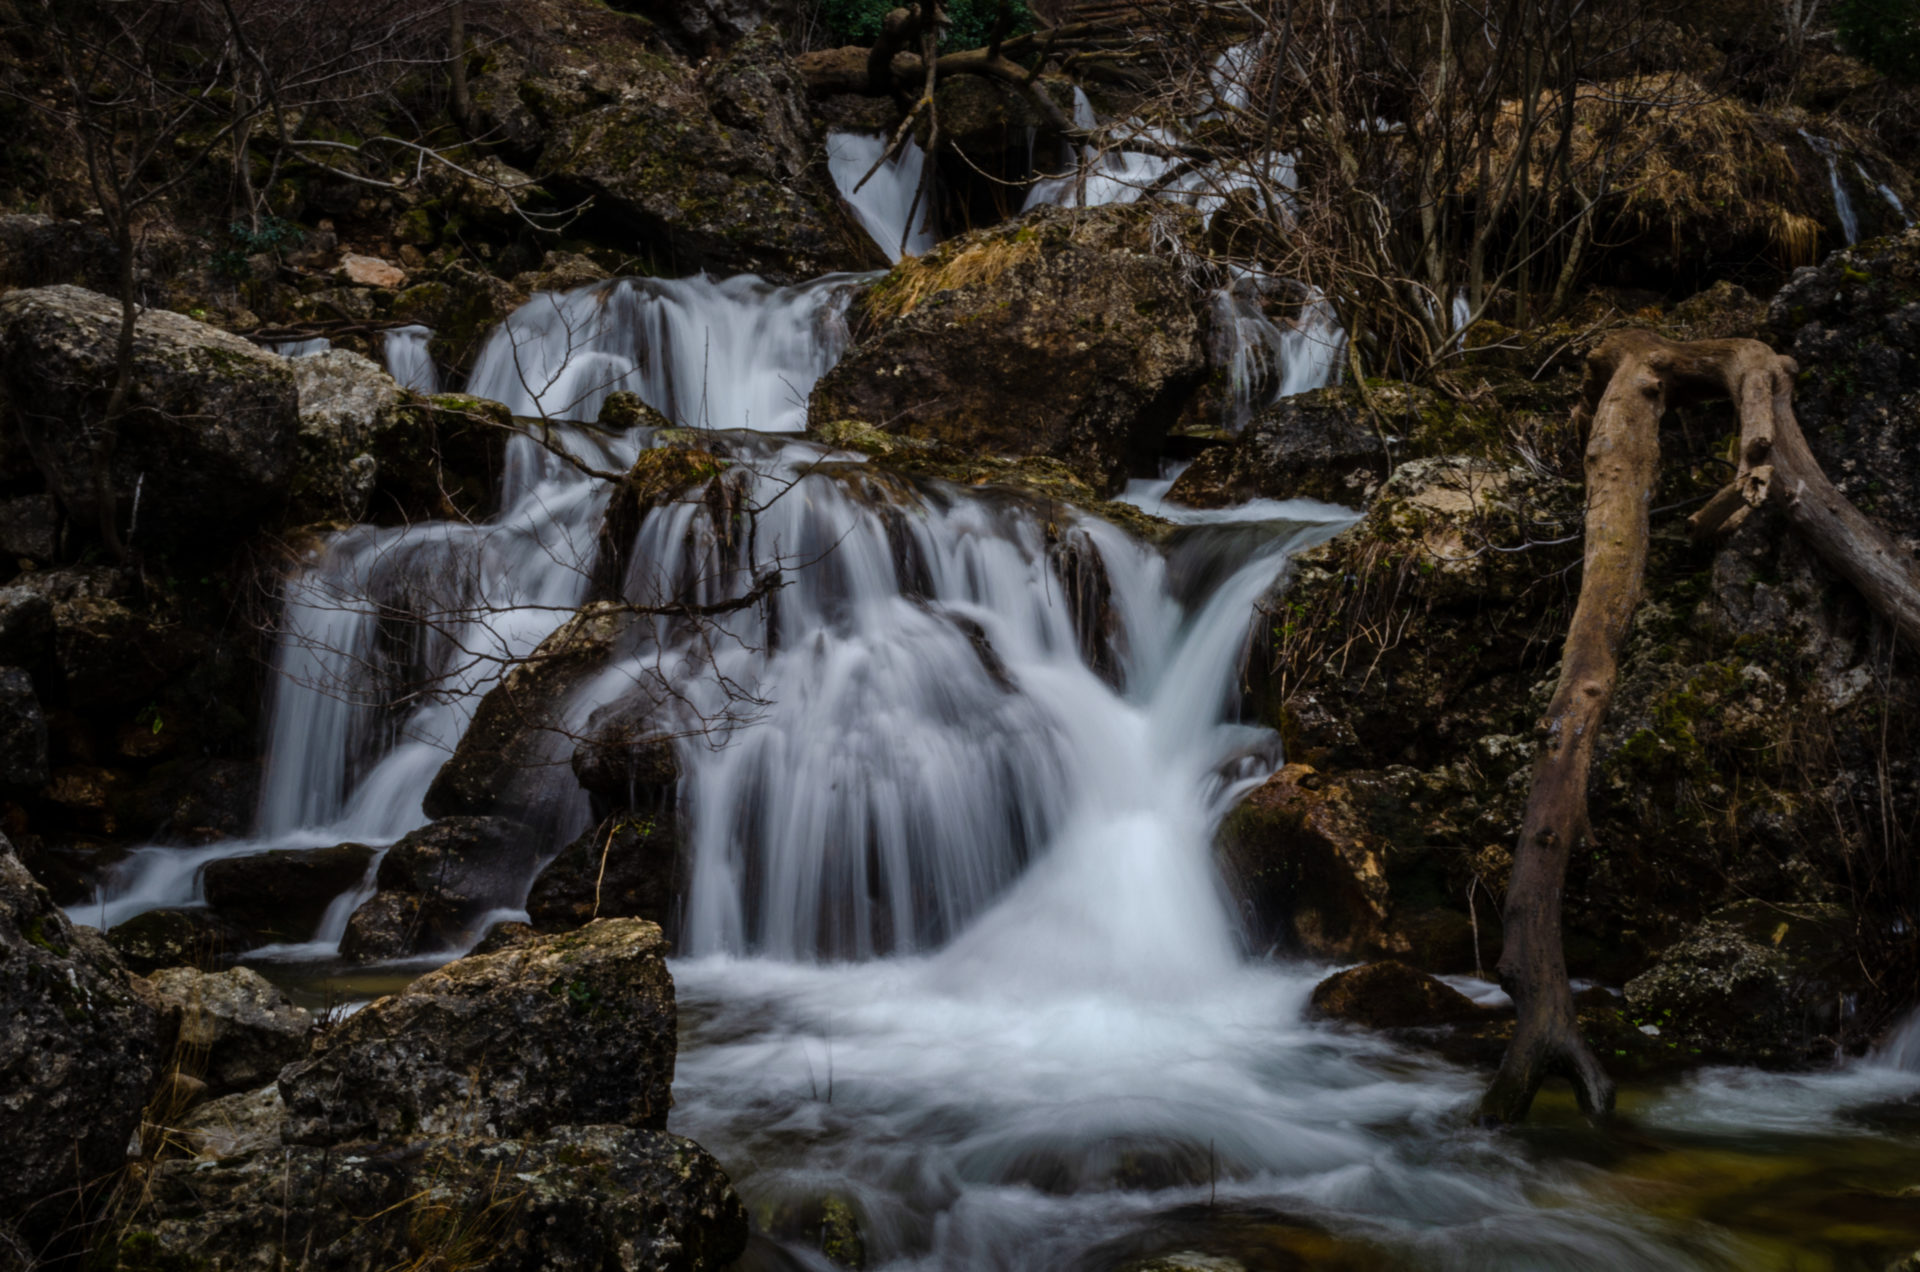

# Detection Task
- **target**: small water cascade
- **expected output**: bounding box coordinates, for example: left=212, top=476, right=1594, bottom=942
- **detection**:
left=269, top=336, right=331, bottom=358
left=827, top=131, right=939, bottom=262
left=1207, top=273, right=1346, bottom=430
left=1801, top=130, right=1861, bottom=245
left=465, top=273, right=872, bottom=430
left=382, top=323, right=440, bottom=393
left=1858, top=162, right=1914, bottom=226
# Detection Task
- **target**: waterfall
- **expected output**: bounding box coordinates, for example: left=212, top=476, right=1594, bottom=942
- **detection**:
left=1207, top=273, right=1345, bottom=431
left=827, top=131, right=939, bottom=262
left=382, top=324, right=440, bottom=393
left=1801, top=130, right=1860, bottom=245
left=465, top=274, right=872, bottom=432
left=269, top=336, right=331, bottom=358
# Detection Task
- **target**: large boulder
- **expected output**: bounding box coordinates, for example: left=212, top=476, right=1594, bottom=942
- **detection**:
left=281, top=917, right=677, bottom=1144
left=200, top=843, right=377, bottom=945
left=809, top=206, right=1210, bottom=495
left=339, top=817, right=536, bottom=962
left=1623, top=901, right=1868, bottom=1067
left=117, top=1124, right=747, bottom=1272
left=528, top=25, right=865, bottom=280
left=0, top=833, right=164, bottom=1241
left=144, top=966, right=314, bottom=1097
left=1215, top=763, right=1396, bottom=960
left=0, top=286, right=299, bottom=544
left=286, top=350, right=509, bottom=524
left=424, top=603, right=635, bottom=819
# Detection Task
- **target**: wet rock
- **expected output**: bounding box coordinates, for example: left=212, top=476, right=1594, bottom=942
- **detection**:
left=424, top=602, right=635, bottom=819
left=1216, top=764, right=1395, bottom=959
left=471, top=917, right=539, bottom=954
left=1168, top=386, right=1391, bottom=509
left=107, top=906, right=243, bottom=974
left=528, top=813, right=683, bottom=934
left=540, top=26, right=862, bottom=281
left=1308, top=961, right=1485, bottom=1030
left=117, top=1124, right=746, bottom=1271
left=336, top=890, right=423, bottom=963
left=810, top=206, right=1209, bottom=495
left=1624, top=901, right=1868, bottom=1066
left=0, top=832, right=163, bottom=1242
left=281, top=917, right=677, bottom=1144
left=588, top=430, right=732, bottom=600
left=0, top=666, right=47, bottom=787
left=145, top=966, right=314, bottom=1097
left=200, top=843, right=376, bottom=945
left=571, top=702, right=679, bottom=807
left=0, top=286, right=299, bottom=545
left=376, top=816, right=537, bottom=917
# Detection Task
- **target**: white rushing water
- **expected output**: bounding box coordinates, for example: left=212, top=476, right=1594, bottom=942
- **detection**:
left=828, top=131, right=939, bottom=262
left=382, top=323, right=440, bottom=393
left=269, top=336, right=331, bottom=358
left=1801, top=130, right=1860, bottom=245
left=1208, top=274, right=1346, bottom=430
left=466, top=273, right=871, bottom=430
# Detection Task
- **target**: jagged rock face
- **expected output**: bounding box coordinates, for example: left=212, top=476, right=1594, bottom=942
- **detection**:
left=286, top=349, right=401, bottom=523
left=0, top=833, right=163, bottom=1241
left=486, top=17, right=863, bottom=281
left=0, top=285, right=298, bottom=544
left=144, top=966, right=314, bottom=1097
left=1167, top=386, right=1392, bottom=509
left=1771, top=225, right=1920, bottom=551
left=1623, top=901, right=1867, bottom=1066
left=810, top=207, right=1210, bottom=495
left=281, top=918, right=677, bottom=1144
left=424, top=602, right=636, bottom=820
left=118, top=1124, right=748, bottom=1272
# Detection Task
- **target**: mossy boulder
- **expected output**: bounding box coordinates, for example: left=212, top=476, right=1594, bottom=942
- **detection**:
left=282, top=917, right=678, bottom=1144
left=528, top=812, right=683, bottom=935
left=1307, top=961, right=1484, bottom=1030
left=809, top=206, right=1210, bottom=496
left=1624, top=901, right=1867, bottom=1066
left=0, top=286, right=299, bottom=546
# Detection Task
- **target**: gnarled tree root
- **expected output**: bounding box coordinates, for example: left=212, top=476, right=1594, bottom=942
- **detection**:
left=1479, top=330, right=1920, bottom=1125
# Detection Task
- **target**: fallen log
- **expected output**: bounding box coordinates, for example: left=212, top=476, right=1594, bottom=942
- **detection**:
left=1479, top=330, right=1920, bottom=1124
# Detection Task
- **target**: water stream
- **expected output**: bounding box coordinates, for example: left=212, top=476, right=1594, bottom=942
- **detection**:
left=76, top=216, right=1920, bottom=1268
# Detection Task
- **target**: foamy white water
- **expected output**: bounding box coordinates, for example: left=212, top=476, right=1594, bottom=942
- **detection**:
left=828, top=131, right=939, bottom=262
left=382, top=323, right=440, bottom=393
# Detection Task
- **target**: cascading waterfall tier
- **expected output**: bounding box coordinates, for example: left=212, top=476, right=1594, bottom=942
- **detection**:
left=466, top=272, right=873, bottom=431
left=828, top=131, right=939, bottom=262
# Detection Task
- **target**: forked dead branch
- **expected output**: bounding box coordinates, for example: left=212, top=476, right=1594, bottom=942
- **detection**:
left=1482, top=330, right=1920, bottom=1124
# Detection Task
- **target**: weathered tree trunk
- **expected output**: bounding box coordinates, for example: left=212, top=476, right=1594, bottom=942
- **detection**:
left=1481, top=330, right=1920, bottom=1124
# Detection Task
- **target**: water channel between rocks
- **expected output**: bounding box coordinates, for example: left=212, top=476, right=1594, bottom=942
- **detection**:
left=73, top=260, right=1920, bottom=1271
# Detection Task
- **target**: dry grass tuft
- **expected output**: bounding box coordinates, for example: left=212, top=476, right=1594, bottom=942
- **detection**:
left=868, top=233, right=1043, bottom=319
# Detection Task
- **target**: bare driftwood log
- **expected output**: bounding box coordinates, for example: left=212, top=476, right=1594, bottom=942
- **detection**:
left=1480, top=330, right=1920, bottom=1124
